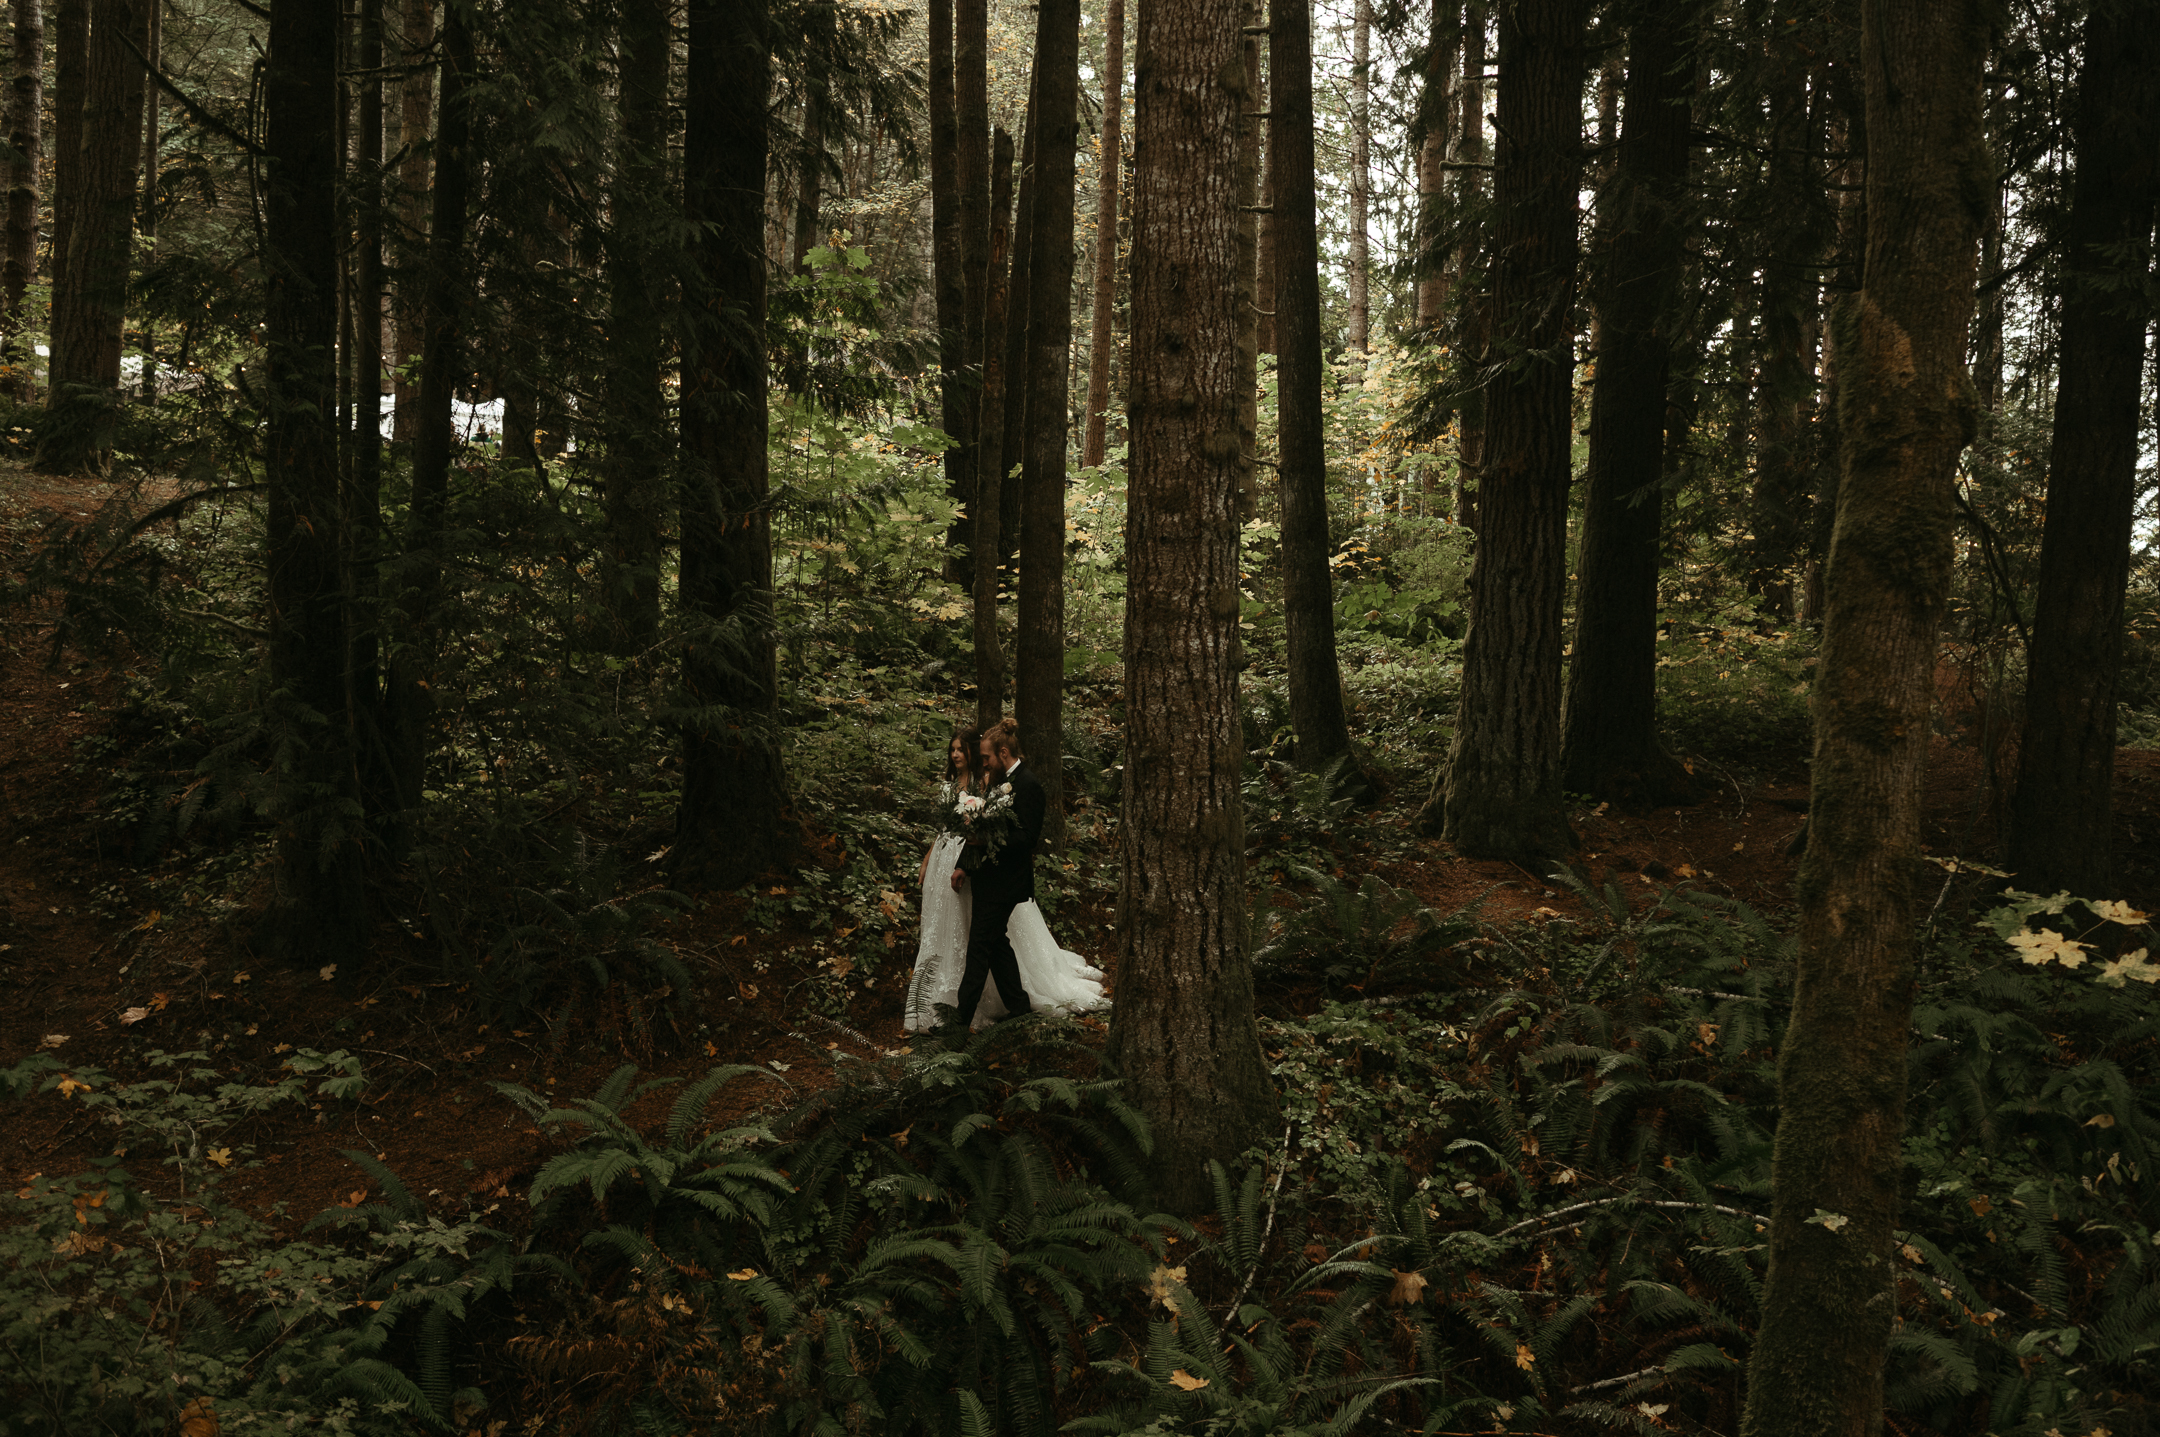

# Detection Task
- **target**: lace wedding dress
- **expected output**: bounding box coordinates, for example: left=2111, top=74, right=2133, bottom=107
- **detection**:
left=905, top=830, right=1109, bottom=1031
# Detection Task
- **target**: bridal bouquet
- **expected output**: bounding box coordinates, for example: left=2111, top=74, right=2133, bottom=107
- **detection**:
left=936, top=781, right=1020, bottom=872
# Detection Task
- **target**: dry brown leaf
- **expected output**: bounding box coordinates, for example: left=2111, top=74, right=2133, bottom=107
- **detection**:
left=178, top=1396, right=220, bottom=1437
left=1168, top=1370, right=1209, bottom=1391
left=1388, top=1270, right=1429, bottom=1306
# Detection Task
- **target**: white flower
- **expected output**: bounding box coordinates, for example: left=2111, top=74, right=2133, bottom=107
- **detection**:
left=2007, top=928, right=2089, bottom=968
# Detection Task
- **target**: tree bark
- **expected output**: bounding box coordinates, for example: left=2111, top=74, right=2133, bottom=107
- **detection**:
left=1415, top=0, right=1457, bottom=331
left=1109, top=0, right=1278, bottom=1216
left=391, top=0, right=433, bottom=443
left=44, top=0, right=87, bottom=398
left=1452, top=0, right=1487, bottom=528
left=1417, top=0, right=1582, bottom=860
left=1014, top=0, right=1080, bottom=842
left=997, top=68, right=1039, bottom=580
left=928, top=0, right=974, bottom=588
left=133, top=0, right=156, bottom=401
left=1272, top=0, right=1353, bottom=774
left=788, top=55, right=826, bottom=274
left=956, top=0, right=990, bottom=495
left=1559, top=1, right=1697, bottom=809
left=973, top=126, right=1015, bottom=728
left=385, top=0, right=472, bottom=826
left=262, top=0, right=365, bottom=960
left=601, top=0, right=670, bottom=654
left=1346, top=0, right=1371, bottom=355
left=1254, top=59, right=1275, bottom=357
left=1747, top=3, right=1828, bottom=618
left=674, top=0, right=794, bottom=887
left=39, top=0, right=148, bottom=472
left=1080, top=0, right=1123, bottom=470
left=2004, top=1, right=2158, bottom=898
left=1739, top=3, right=1986, bottom=1433
left=2, top=0, right=41, bottom=398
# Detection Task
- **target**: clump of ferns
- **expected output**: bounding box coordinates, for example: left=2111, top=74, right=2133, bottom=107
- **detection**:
left=504, top=1025, right=1182, bottom=1436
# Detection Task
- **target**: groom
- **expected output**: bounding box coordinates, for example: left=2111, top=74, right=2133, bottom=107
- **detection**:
left=949, top=717, right=1040, bottom=1025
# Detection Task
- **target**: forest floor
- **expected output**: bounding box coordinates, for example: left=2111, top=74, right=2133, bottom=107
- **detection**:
left=8, top=458, right=2160, bottom=1245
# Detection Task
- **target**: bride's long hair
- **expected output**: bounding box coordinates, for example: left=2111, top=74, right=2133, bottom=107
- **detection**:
left=946, top=725, right=987, bottom=792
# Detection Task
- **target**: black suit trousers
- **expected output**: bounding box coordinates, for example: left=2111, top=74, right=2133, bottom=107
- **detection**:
left=956, top=887, right=1033, bottom=1022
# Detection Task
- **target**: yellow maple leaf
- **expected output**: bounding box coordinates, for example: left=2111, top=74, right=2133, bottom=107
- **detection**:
left=727, top=1269, right=759, bottom=1281
left=1169, top=1369, right=1209, bottom=1391
left=56, top=1075, right=91, bottom=1098
left=1515, top=1343, right=1536, bottom=1370
left=207, top=1148, right=233, bottom=1168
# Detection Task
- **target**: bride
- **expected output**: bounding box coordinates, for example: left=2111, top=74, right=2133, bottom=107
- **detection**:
left=905, top=726, right=1108, bottom=1032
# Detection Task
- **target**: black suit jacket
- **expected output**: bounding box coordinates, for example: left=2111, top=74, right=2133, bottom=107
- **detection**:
left=976, top=762, right=1045, bottom=906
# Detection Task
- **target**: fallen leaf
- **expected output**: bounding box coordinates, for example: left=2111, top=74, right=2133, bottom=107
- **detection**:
left=2086, top=1113, right=2116, bottom=1128
left=178, top=1396, right=219, bottom=1437
left=207, top=1148, right=233, bottom=1167
left=1515, top=1343, right=1536, bottom=1370
left=1169, top=1369, right=1209, bottom=1391
left=1969, top=1195, right=1992, bottom=1217
left=1147, top=1264, right=1189, bottom=1314
left=39, top=1034, right=68, bottom=1050
left=56, top=1075, right=91, bottom=1098
left=232, top=972, right=250, bottom=984
left=118, top=1006, right=151, bottom=1025
left=272, top=1043, right=293, bottom=1054
left=727, top=1269, right=759, bottom=1280
left=319, top=964, right=337, bottom=981
left=1388, top=1269, right=1429, bottom=1306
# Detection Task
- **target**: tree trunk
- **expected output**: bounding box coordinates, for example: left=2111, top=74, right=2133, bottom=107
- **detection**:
left=2004, top=2, right=2158, bottom=898
left=2, top=0, right=41, bottom=398
left=1559, top=2, right=1696, bottom=809
left=1346, top=0, right=1371, bottom=354
left=392, top=0, right=433, bottom=443
left=1417, top=0, right=1582, bottom=860
left=956, top=0, right=990, bottom=492
left=1014, top=0, right=1080, bottom=841
left=1272, top=0, right=1352, bottom=774
left=262, top=0, right=365, bottom=960
left=1255, top=58, right=1275, bottom=357
left=1415, top=0, right=1457, bottom=331
left=385, top=0, right=472, bottom=826
left=973, top=126, right=1015, bottom=728
left=674, top=0, right=794, bottom=887
left=997, top=68, right=1039, bottom=580
left=1109, top=0, right=1278, bottom=1216
left=39, top=0, right=148, bottom=472
left=133, top=0, right=156, bottom=401
left=1452, top=0, right=1487, bottom=528
left=789, top=63, right=825, bottom=274
left=44, top=0, right=87, bottom=397
left=928, top=0, right=974, bottom=588
left=1747, top=5, right=1827, bottom=619
left=1235, top=1, right=1259, bottom=521
left=1080, top=0, right=1124, bottom=470
left=601, top=0, right=670, bottom=654
left=1739, top=3, right=1985, bottom=1433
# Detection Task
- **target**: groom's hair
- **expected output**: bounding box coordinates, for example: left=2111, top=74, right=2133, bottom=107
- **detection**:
left=988, top=717, right=1023, bottom=758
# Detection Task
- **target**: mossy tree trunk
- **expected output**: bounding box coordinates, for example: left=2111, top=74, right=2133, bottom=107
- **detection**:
left=972, top=127, right=1014, bottom=728
left=1271, top=0, right=1353, bottom=775
left=1559, top=0, right=1697, bottom=810
left=1739, top=2, right=1986, bottom=1433
left=1079, top=0, right=1123, bottom=471
left=384, top=0, right=472, bottom=832
left=673, top=0, right=795, bottom=889
left=3, top=0, right=41, bottom=399
left=1414, top=0, right=1456, bottom=333
left=1014, top=0, right=1079, bottom=842
left=2004, top=0, right=2158, bottom=898
left=261, top=0, right=366, bottom=961
left=600, top=0, right=671, bottom=655
left=1417, top=0, right=1582, bottom=861
left=39, top=0, right=147, bottom=472
left=1109, top=0, right=1277, bottom=1215
left=927, top=0, right=973, bottom=589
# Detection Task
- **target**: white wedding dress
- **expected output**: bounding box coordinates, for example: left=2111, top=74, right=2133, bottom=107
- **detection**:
left=905, top=831, right=1110, bottom=1031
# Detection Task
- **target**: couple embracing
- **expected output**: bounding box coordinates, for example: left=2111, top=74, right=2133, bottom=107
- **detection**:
left=905, top=718, right=1107, bottom=1032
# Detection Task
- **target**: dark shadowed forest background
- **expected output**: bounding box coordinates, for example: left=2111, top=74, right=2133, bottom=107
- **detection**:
left=0, top=0, right=2156, bottom=1434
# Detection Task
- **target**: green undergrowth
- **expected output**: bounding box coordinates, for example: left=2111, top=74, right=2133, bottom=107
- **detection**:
left=4, top=870, right=2156, bottom=1435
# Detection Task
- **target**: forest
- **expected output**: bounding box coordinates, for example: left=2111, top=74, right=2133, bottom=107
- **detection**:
left=0, top=0, right=2155, bottom=1433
